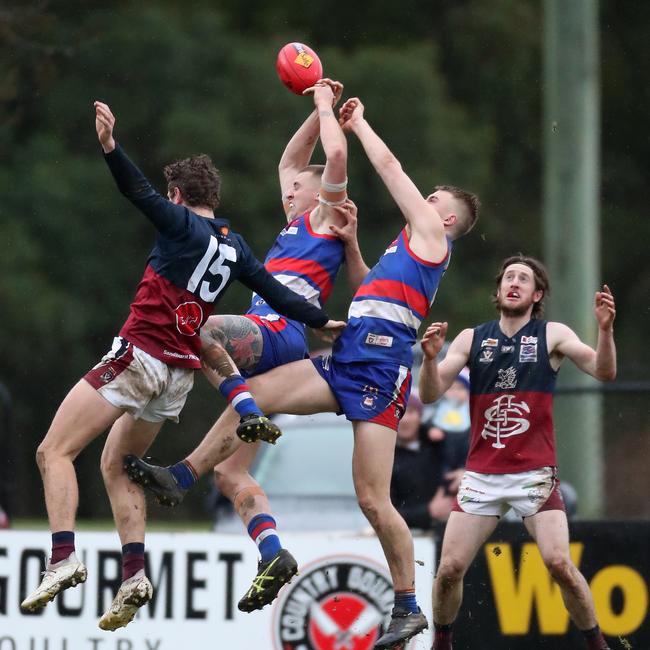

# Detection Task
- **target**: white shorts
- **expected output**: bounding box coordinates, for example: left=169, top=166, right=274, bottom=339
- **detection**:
left=453, top=466, right=563, bottom=518
left=84, top=337, right=194, bottom=423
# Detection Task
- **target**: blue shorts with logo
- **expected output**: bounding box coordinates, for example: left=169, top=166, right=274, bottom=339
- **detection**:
left=243, top=315, right=309, bottom=378
left=312, top=355, right=412, bottom=431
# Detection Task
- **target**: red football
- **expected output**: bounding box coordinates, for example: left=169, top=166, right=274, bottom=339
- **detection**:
left=276, top=42, right=323, bottom=95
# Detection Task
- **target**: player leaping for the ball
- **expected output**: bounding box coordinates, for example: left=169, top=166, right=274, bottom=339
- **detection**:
left=125, top=78, right=367, bottom=616
left=127, top=96, right=480, bottom=648
left=20, top=101, right=345, bottom=632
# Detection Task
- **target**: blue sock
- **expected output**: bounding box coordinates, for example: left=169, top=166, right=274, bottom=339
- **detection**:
left=394, top=588, right=418, bottom=614
left=169, top=459, right=198, bottom=489
left=219, top=376, right=262, bottom=419
left=247, top=514, right=282, bottom=562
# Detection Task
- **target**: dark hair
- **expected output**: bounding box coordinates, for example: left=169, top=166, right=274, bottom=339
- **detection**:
left=493, top=254, right=550, bottom=318
left=435, top=184, right=480, bottom=239
left=164, top=154, right=221, bottom=210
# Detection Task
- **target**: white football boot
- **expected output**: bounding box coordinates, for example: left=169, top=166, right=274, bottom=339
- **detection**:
left=21, top=552, right=87, bottom=612
left=98, top=569, right=153, bottom=631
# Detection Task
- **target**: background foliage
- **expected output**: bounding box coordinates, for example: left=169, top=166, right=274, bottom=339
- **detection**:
left=0, top=0, right=648, bottom=520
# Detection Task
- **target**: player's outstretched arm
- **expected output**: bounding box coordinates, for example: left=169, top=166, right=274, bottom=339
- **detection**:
left=549, top=284, right=617, bottom=381
left=94, top=101, right=188, bottom=238
left=304, top=82, right=348, bottom=209
left=279, top=110, right=319, bottom=204
left=419, top=325, right=472, bottom=403
left=339, top=98, right=444, bottom=243
left=279, top=78, right=344, bottom=214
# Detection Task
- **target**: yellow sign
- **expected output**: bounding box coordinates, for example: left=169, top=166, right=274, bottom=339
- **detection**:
left=485, top=542, right=648, bottom=636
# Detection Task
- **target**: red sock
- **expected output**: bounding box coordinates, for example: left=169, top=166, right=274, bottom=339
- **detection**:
left=433, top=622, right=453, bottom=650
left=583, top=625, right=608, bottom=650
left=51, top=531, right=75, bottom=564
left=122, top=542, right=145, bottom=581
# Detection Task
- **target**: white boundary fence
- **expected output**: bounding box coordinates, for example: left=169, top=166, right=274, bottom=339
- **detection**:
left=0, top=530, right=435, bottom=650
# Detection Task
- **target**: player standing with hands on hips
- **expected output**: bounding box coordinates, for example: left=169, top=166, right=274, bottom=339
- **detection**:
left=419, top=255, right=616, bottom=650
left=20, top=100, right=344, bottom=631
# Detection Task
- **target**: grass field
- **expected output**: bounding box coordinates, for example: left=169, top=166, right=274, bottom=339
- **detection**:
left=11, top=518, right=213, bottom=532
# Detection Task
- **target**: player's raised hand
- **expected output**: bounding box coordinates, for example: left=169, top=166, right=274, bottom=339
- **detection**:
left=303, top=80, right=334, bottom=108
left=94, top=101, right=116, bottom=153
left=313, top=319, right=347, bottom=343
left=338, top=97, right=365, bottom=132
left=421, top=322, right=448, bottom=360
left=329, top=199, right=358, bottom=246
left=594, top=284, right=616, bottom=330
left=318, top=78, right=344, bottom=106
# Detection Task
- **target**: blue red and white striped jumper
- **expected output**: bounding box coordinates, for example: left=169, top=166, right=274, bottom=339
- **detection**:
left=246, top=211, right=344, bottom=334
left=333, top=229, right=452, bottom=368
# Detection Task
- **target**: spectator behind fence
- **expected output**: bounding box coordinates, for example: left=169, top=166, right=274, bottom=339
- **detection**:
left=423, top=368, right=470, bottom=521
left=424, top=368, right=470, bottom=508
left=390, top=391, right=453, bottom=530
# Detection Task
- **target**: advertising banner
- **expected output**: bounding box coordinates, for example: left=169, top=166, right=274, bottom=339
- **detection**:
left=0, top=530, right=435, bottom=649
left=451, top=521, right=649, bottom=649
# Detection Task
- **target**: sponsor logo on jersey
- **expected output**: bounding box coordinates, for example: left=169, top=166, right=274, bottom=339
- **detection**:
left=481, top=394, right=531, bottom=449
left=479, top=349, right=494, bottom=363
left=174, top=301, right=204, bottom=336
left=501, top=345, right=515, bottom=353
left=273, top=556, right=393, bottom=650
left=481, top=338, right=499, bottom=347
left=365, top=333, right=394, bottom=347
left=384, top=245, right=398, bottom=255
left=281, top=226, right=299, bottom=236
left=495, top=366, right=517, bottom=390
left=519, top=340, right=538, bottom=363
left=163, top=350, right=199, bottom=361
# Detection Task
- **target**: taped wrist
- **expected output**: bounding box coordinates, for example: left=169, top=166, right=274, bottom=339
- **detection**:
left=321, top=178, right=348, bottom=193
left=319, top=195, right=348, bottom=207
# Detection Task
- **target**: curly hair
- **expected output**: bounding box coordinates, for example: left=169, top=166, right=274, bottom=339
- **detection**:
left=493, top=254, right=550, bottom=319
left=164, top=154, right=221, bottom=211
